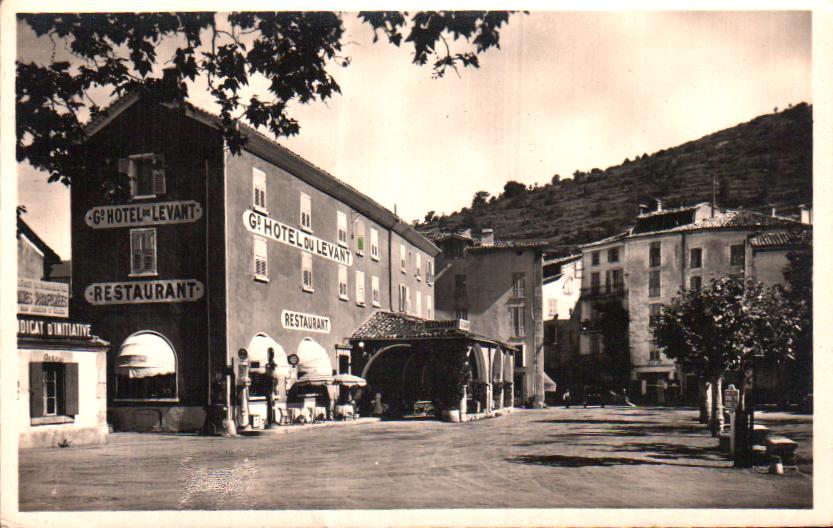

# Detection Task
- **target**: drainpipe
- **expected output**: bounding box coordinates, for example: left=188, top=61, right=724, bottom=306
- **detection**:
left=388, top=230, right=394, bottom=311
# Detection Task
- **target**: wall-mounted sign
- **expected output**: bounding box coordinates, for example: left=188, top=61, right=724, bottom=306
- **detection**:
left=18, top=278, right=69, bottom=318
left=18, top=318, right=93, bottom=340
left=84, top=279, right=204, bottom=305
left=281, top=310, right=331, bottom=334
left=243, top=210, right=353, bottom=266
left=287, top=354, right=299, bottom=366
left=85, top=201, right=203, bottom=228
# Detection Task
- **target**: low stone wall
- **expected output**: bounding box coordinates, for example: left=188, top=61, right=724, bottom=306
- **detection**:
left=20, top=425, right=109, bottom=449
left=110, top=406, right=207, bottom=433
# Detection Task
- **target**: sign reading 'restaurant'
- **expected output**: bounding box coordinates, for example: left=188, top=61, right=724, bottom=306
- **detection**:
left=84, top=279, right=205, bottom=305
left=243, top=209, right=353, bottom=266
left=18, top=278, right=69, bottom=318
left=85, top=201, right=203, bottom=228
left=281, top=310, right=331, bottom=334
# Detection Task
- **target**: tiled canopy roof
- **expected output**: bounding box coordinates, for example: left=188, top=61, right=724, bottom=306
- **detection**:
left=351, top=312, right=513, bottom=348
left=750, top=230, right=812, bottom=249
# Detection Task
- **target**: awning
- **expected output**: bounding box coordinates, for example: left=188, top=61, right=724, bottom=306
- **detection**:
left=247, top=334, right=290, bottom=376
left=296, top=338, right=334, bottom=378
left=295, top=373, right=334, bottom=386
left=543, top=372, right=558, bottom=392
left=333, top=374, right=367, bottom=387
left=115, top=332, right=176, bottom=379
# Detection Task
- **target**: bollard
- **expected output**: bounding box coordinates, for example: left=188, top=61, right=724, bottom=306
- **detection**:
left=769, top=456, right=784, bottom=475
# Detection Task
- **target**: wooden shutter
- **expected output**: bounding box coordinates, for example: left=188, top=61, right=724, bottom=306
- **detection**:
left=64, top=363, right=79, bottom=416
left=131, top=231, right=144, bottom=273
left=152, top=154, right=166, bottom=195
left=29, top=362, right=45, bottom=418
left=143, top=230, right=156, bottom=273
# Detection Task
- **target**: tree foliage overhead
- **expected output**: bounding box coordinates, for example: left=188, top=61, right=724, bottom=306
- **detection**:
left=17, top=11, right=517, bottom=185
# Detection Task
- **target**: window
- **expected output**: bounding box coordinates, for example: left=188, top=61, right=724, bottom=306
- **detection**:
left=302, top=252, right=314, bottom=292
left=252, top=168, right=267, bottom=212
left=690, top=275, right=702, bottom=291
left=300, top=193, right=312, bottom=232
left=355, top=221, right=365, bottom=256
left=370, top=228, right=380, bottom=261
left=648, top=270, right=661, bottom=298
left=114, top=332, right=177, bottom=401
left=29, top=362, right=78, bottom=422
left=400, top=244, right=407, bottom=272
left=337, top=348, right=351, bottom=375
left=426, top=259, right=434, bottom=284
left=426, top=295, right=433, bottom=319
left=649, top=340, right=660, bottom=362
left=398, top=284, right=408, bottom=313
left=416, top=291, right=422, bottom=317
left=608, top=247, right=620, bottom=263
left=590, top=272, right=600, bottom=295
left=731, top=244, right=745, bottom=266
left=416, top=253, right=422, bottom=280
left=455, top=308, right=468, bottom=321
left=649, top=303, right=662, bottom=327
left=690, top=248, right=702, bottom=269
left=589, top=334, right=601, bottom=355
left=447, top=241, right=465, bottom=259
left=355, top=270, right=365, bottom=306
left=591, top=251, right=600, bottom=266
left=253, top=236, right=268, bottom=282
left=130, top=228, right=157, bottom=276
left=649, top=242, right=661, bottom=267
left=455, top=274, right=467, bottom=295
left=124, top=153, right=165, bottom=198
left=406, top=286, right=412, bottom=313
left=514, top=344, right=526, bottom=368
left=510, top=305, right=525, bottom=337
left=512, top=272, right=526, bottom=297
left=338, top=265, right=348, bottom=300
left=337, top=211, right=348, bottom=247
left=371, top=275, right=381, bottom=307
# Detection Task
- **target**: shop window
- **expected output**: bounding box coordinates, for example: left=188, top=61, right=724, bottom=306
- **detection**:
left=690, top=275, right=702, bottom=291
left=355, top=270, right=365, bottom=306
left=730, top=244, right=745, bottom=266
left=512, top=272, right=526, bottom=297
left=337, top=211, right=348, bottom=248
left=252, top=167, right=267, bottom=213
left=690, top=247, right=702, bottom=269
left=370, top=228, right=380, bottom=261
left=426, top=259, right=434, bottom=285
left=591, top=251, right=600, bottom=266
left=416, top=253, right=422, bottom=280
left=426, top=295, right=433, bottom=319
left=253, top=236, right=268, bottom=282
left=300, top=193, right=312, bottom=232
left=114, top=332, right=177, bottom=401
left=608, top=247, right=620, bottom=263
left=338, top=265, right=348, bottom=300
left=648, top=270, right=661, bottom=298
left=510, top=305, right=525, bottom=337
left=355, top=220, right=365, bottom=256
left=122, top=153, right=165, bottom=198
left=29, top=362, right=78, bottom=423
left=649, top=241, right=661, bottom=267
left=400, top=244, right=407, bottom=272
left=302, top=252, right=314, bottom=292
left=416, top=290, right=422, bottom=317
left=455, top=308, right=468, bottom=321
left=130, top=228, right=157, bottom=277
left=371, top=275, right=381, bottom=307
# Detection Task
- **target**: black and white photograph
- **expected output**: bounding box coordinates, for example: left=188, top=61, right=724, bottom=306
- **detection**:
left=2, top=2, right=831, bottom=527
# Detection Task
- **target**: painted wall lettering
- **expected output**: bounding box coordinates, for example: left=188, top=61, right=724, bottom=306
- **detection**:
left=281, top=310, right=331, bottom=334
left=85, top=201, right=203, bottom=228
left=243, top=209, right=353, bottom=266
left=84, top=279, right=205, bottom=305
left=17, top=278, right=69, bottom=318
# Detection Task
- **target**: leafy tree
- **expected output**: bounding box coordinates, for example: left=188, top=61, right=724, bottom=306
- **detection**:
left=423, top=210, right=436, bottom=223
left=550, top=173, right=561, bottom=185
left=782, top=247, right=812, bottom=399
left=501, top=180, right=526, bottom=199
left=471, top=190, right=490, bottom=208
left=17, top=11, right=518, bottom=185
left=653, top=277, right=802, bottom=436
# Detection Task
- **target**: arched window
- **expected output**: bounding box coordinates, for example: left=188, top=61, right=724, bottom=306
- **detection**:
left=114, top=331, right=177, bottom=401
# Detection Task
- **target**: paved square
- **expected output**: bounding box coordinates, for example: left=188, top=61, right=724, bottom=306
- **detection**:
left=19, top=406, right=811, bottom=510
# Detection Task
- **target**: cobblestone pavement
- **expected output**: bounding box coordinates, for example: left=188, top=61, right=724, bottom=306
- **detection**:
left=19, top=406, right=812, bottom=510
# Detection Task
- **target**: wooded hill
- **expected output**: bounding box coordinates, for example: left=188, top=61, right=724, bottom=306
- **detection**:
left=417, top=103, right=812, bottom=252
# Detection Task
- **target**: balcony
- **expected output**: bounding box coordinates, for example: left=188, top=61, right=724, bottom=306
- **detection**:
left=580, top=284, right=626, bottom=299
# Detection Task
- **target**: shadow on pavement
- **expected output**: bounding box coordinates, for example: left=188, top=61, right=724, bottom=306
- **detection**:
left=607, top=441, right=726, bottom=460
left=508, top=454, right=665, bottom=467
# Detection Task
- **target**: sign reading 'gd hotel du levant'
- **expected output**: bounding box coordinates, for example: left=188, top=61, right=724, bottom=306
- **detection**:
left=85, top=201, right=203, bottom=228
left=243, top=209, right=353, bottom=266
left=84, top=279, right=205, bottom=305
left=281, top=310, right=331, bottom=334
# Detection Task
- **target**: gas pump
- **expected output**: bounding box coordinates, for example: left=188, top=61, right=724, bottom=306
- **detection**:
left=265, top=347, right=279, bottom=429
left=233, top=348, right=252, bottom=431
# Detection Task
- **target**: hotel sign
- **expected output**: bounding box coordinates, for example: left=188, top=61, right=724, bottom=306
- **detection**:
left=281, top=310, right=331, bottom=334
left=18, top=278, right=69, bottom=318
left=243, top=209, right=353, bottom=266
left=84, top=279, right=205, bottom=305
left=85, top=201, right=203, bottom=228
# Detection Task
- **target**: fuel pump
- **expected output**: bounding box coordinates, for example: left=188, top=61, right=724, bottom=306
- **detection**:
left=265, top=347, right=278, bottom=429
left=233, top=348, right=252, bottom=431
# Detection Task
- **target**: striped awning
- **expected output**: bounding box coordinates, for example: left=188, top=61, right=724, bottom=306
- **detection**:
left=247, top=334, right=290, bottom=377
left=115, top=332, right=176, bottom=379
left=543, top=372, right=558, bottom=392
left=296, top=338, right=334, bottom=378
left=295, top=373, right=334, bottom=386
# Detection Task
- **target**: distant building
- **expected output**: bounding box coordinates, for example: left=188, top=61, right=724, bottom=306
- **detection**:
left=578, top=200, right=810, bottom=403
left=17, top=214, right=62, bottom=281
left=432, top=229, right=551, bottom=406
left=542, top=254, right=582, bottom=397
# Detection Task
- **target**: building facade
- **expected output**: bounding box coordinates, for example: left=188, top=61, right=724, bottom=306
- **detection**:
left=70, top=94, right=438, bottom=432
left=542, top=254, right=582, bottom=399
left=432, top=231, right=547, bottom=406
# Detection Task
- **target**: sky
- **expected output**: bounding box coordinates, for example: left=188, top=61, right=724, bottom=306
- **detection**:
left=16, top=10, right=812, bottom=258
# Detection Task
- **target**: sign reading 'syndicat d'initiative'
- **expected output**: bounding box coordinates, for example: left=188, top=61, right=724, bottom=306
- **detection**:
left=281, top=310, right=331, bottom=334
left=243, top=210, right=352, bottom=266
left=85, top=201, right=203, bottom=228
left=85, top=279, right=204, bottom=305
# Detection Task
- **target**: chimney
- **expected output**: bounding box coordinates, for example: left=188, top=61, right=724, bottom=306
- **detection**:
left=799, top=204, right=812, bottom=225
left=480, top=228, right=494, bottom=246
left=638, top=203, right=650, bottom=215
left=655, top=199, right=664, bottom=212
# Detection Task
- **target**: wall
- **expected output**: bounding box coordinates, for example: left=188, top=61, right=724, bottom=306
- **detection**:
left=18, top=233, right=46, bottom=280
left=390, top=231, right=435, bottom=318
left=578, top=241, right=626, bottom=357
left=749, top=248, right=791, bottom=287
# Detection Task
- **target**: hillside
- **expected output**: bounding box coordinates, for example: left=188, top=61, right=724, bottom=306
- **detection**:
left=418, top=104, right=812, bottom=251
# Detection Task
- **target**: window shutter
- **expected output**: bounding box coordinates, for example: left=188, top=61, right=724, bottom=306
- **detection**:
left=64, top=363, right=79, bottom=416
left=131, top=231, right=143, bottom=274
left=143, top=230, right=156, bottom=272
left=152, top=154, right=166, bottom=194
left=118, top=158, right=130, bottom=175
left=29, top=362, right=45, bottom=418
